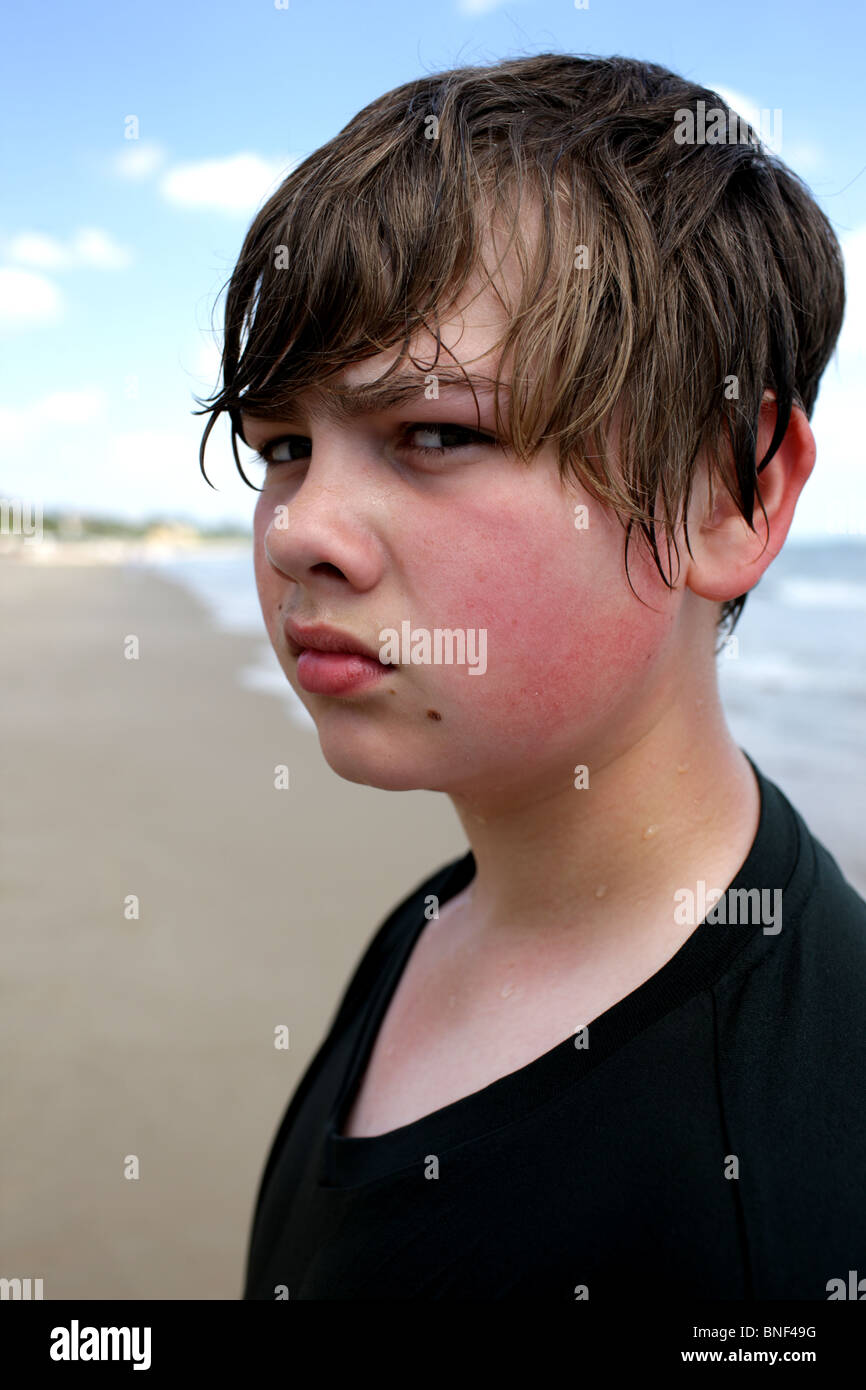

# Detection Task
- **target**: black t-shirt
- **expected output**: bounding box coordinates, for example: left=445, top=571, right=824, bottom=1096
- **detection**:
left=243, top=757, right=866, bottom=1300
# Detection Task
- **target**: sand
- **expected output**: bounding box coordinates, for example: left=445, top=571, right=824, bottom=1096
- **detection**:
left=0, top=557, right=464, bottom=1299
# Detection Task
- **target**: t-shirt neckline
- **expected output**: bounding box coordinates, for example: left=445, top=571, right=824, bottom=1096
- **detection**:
left=320, top=752, right=805, bottom=1189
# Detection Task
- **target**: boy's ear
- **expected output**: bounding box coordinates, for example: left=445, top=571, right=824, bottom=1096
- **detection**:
left=685, top=392, right=816, bottom=603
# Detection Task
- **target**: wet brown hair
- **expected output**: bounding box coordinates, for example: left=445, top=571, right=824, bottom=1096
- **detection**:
left=195, top=52, right=845, bottom=633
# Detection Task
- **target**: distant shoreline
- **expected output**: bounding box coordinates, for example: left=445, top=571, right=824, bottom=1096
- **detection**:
left=0, top=535, right=251, bottom=565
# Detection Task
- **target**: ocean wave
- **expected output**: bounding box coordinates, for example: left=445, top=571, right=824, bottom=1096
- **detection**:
left=775, top=578, right=866, bottom=610
left=719, top=653, right=866, bottom=695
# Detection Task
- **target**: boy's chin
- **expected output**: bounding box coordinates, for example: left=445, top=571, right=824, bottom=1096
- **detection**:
left=319, top=742, right=437, bottom=792
left=313, top=722, right=462, bottom=793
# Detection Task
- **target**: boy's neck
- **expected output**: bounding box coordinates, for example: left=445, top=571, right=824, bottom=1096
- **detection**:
left=448, top=680, right=760, bottom=950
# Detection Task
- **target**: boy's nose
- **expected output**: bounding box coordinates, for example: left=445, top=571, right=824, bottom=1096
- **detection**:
left=260, top=477, right=385, bottom=594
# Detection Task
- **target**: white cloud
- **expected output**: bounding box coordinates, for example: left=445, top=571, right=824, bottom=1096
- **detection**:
left=791, top=223, right=866, bottom=537
left=5, top=233, right=67, bottom=270
left=184, top=335, right=224, bottom=392
left=106, top=428, right=195, bottom=479
left=0, top=388, right=109, bottom=443
left=101, top=425, right=253, bottom=515
left=708, top=83, right=784, bottom=156
left=159, top=152, right=300, bottom=214
left=0, top=267, right=62, bottom=323
left=706, top=84, right=831, bottom=174
left=707, top=83, right=828, bottom=180
left=40, top=389, right=110, bottom=423
left=112, top=141, right=166, bottom=180
left=6, top=227, right=132, bottom=271
left=457, top=0, right=510, bottom=12
left=72, top=228, right=133, bottom=269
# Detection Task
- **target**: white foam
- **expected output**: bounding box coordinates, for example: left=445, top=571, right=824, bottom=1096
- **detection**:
left=133, top=549, right=316, bottom=730
left=238, top=649, right=316, bottom=729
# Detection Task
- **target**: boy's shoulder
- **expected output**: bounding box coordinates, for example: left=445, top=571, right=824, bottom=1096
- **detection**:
left=710, top=780, right=866, bottom=1297
left=323, top=849, right=473, bottom=1037
left=714, top=806, right=866, bottom=1068
left=760, top=769, right=866, bottom=977
left=717, top=761, right=866, bottom=1050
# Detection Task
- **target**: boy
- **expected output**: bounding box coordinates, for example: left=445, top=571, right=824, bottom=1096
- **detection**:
left=197, top=53, right=866, bottom=1300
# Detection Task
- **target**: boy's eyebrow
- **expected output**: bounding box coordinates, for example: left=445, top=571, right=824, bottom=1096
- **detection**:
left=240, top=369, right=509, bottom=438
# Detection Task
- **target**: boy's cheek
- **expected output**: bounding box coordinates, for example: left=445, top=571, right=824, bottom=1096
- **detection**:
left=428, top=607, right=665, bottom=737
left=420, top=525, right=670, bottom=726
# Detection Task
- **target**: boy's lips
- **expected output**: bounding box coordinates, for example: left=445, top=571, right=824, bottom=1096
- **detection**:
left=283, top=619, right=395, bottom=695
left=282, top=619, right=388, bottom=663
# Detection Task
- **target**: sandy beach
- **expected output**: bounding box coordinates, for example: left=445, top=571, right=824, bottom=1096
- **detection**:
left=0, top=556, right=464, bottom=1299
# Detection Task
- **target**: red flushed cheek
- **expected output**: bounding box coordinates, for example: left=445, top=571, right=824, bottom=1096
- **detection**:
left=411, top=507, right=674, bottom=747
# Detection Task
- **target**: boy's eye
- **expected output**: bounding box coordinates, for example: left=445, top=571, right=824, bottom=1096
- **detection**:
left=399, top=422, right=497, bottom=454
left=257, top=436, right=311, bottom=466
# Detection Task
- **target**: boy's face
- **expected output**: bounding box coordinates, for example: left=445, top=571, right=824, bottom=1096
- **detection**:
left=244, top=241, right=689, bottom=809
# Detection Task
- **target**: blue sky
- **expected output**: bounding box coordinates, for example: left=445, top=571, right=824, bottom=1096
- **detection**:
left=3, top=0, right=865, bottom=534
